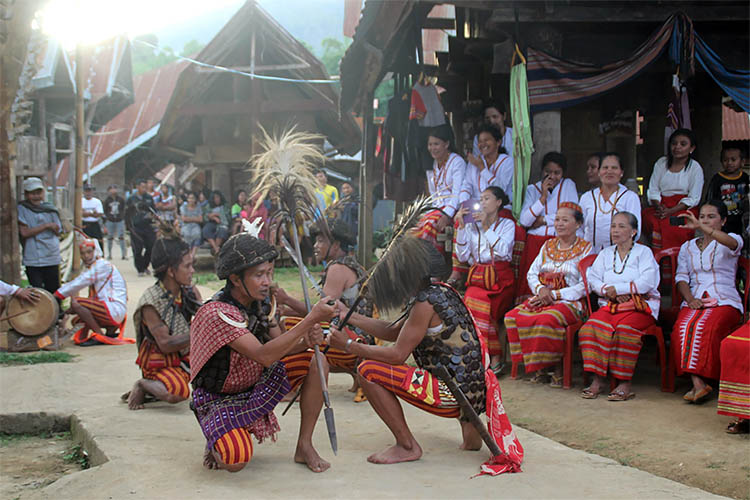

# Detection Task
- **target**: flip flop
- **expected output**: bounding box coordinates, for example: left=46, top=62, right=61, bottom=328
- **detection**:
left=692, top=385, right=713, bottom=404
left=581, top=387, right=602, bottom=399
left=726, top=419, right=749, bottom=434
left=527, top=371, right=548, bottom=384
left=683, top=388, right=697, bottom=402
left=549, top=374, right=563, bottom=389
left=607, top=391, right=636, bottom=401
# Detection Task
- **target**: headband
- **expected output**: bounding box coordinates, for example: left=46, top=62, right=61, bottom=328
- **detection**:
left=558, top=201, right=582, bottom=214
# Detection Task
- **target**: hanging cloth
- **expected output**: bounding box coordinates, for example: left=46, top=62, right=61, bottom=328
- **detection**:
left=664, top=74, right=692, bottom=154
left=510, top=45, right=534, bottom=220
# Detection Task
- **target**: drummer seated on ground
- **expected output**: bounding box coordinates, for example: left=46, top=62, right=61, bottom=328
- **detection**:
left=0, top=280, right=39, bottom=315
left=54, top=239, right=130, bottom=346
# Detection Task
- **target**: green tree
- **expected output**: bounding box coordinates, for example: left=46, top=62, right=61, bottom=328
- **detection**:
left=319, top=37, right=350, bottom=77
left=131, top=36, right=205, bottom=75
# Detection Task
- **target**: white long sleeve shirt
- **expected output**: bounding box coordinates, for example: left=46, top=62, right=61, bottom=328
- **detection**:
left=579, top=185, right=642, bottom=253
left=472, top=127, right=514, bottom=161
left=526, top=238, right=592, bottom=304
left=519, top=178, right=579, bottom=236
left=454, top=218, right=515, bottom=265
left=427, top=152, right=466, bottom=218
left=0, top=280, right=20, bottom=296
left=459, top=154, right=514, bottom=208
left=55, top=259, right=128, bottom=322
left=587, top=243, right=660, bottom=319
left=647, top=157, right=704, bottom=208
left=675, top=234, right=744, bottom=313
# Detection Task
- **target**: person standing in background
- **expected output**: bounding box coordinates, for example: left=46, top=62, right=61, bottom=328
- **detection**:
left=82, top=184, right=105, bottom=249
left=17, top=177, right=62, bottom=293
left=154, top=183, right=177, bottom=223
left=126, top=179, right=157, bottom=277
left=704, top=146, right=748, bottom=237
left=103, top=185, right=127, bottom=260
left=315, top=169, right=338, bottom=210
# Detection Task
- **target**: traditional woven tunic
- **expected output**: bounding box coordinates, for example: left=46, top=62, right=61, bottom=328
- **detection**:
left=455, top=218, right=515, bottom=357
left=458, top=154, right=514, bottom=207
left=718, top=323, right=750, bottom=420
left=579, top=185, right=642, bottom=252
left=190, top=294, right=291, bottom=462
left=519, top=178, right=579, bottom=237
left=505, top=237, right=592, bottom=373
left=580, top=243, right=660, bottom=380
left=673, top=234, right=744, bottom=380
left=416, top=153, right=466, bottom=252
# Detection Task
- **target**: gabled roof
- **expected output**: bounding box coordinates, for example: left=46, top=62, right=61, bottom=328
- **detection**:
left=56, top=59, right=188, bottom=185
left=155, top=0, right=361, bottom=157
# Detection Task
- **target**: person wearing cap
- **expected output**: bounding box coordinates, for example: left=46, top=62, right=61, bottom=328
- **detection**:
left=125, top=227, right=202, bottom=410
left=103, top=185, right=127, bottom=260
left=275, top=218, right=376, bottom=402
left=189, top=232, right=336, bottom=473
left=55, top=238, right=130, bottom=346
left=82, top=184, right=104, bottom=249
left=17, top=177, right=62, bottom=293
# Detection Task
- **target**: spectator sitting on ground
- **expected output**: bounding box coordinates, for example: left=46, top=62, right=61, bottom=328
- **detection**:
left=180, top=192, right=204, bottom=255
left=202, top=190, right=230, bottom=255
left=237, top=194, right=269, bottom=238
left=230, top=189, right=248, bottom=223
left=197, top=191, right=209, bottom=209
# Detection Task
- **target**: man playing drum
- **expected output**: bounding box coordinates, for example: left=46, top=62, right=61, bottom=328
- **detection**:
left=54, top=238, right=130, bottom=346
left=0, top=281, right=39, bottom=315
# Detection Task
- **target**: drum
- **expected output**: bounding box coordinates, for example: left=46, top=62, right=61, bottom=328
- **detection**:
left=6, top=287, right=59, bottom=336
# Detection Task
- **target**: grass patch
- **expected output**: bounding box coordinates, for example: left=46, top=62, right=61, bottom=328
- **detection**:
left=0, top=431, right=69, bottom=447
left=62, top=444, right=89, bottom=469
left=0, top=352, right=75, bottom=366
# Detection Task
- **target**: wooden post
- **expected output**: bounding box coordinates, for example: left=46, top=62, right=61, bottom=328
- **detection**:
left=73, top=44, right=86, bottom=272
left=0, top=56, right=22, bottom=284
left=358, top=93, right=374, bottom=266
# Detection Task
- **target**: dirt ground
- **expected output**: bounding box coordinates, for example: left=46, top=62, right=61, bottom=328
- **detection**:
left=0, top=433, right=83, bottom=499
left=499, top=342, right=750, bottom=500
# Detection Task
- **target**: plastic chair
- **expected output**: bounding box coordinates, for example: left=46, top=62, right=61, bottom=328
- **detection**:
left=654, top=247, right=682, bottom=326
left=579, top=253, right=669, bottom=392
left=509, top=253, right=595, bottom=389
left=667, top=254, right=750, bottom=392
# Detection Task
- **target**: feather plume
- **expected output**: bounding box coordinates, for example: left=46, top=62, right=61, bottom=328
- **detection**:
left=247, top=126, right=325, bottom=227
left=360, top=195, right=437, bottom=311
left=150, top=208, right=181, bottom=240
left=241, top=217, right=265, bottom=239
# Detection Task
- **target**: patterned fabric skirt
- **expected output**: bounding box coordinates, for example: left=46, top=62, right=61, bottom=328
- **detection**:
left=579, top=309, right=654, bottom=380
left=357, top=360, right=460, bottom=418
left=137, top=341, right=190, bottom=398
left=505, top=301, right=583, bottom=373
left=642, top=194, right=697, bottom=251
left=674, top=305, right=742, bottom=380
left=414, top=209, right=446, bottom=255
left=192, top=361, right=290, bottom=452
left=517, top=234, right=555, bottom=297
left=71, top=297, right=132, bottom=345
left=463, top=261, right=515, bottom=357
left=718, top=323, right=750, bottom=419
left=281, top=348, right=357, bottom=391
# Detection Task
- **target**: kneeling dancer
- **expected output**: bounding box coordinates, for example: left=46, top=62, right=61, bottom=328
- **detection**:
left=127, top=230, right=202, bottom=409
left=328, top=241, right=523, bottom=474
left=190, top=233, right=336, bottom=472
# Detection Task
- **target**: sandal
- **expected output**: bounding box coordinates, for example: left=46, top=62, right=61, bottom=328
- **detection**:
left=581, top=386, right=602, bottom=399
left=490, top=361, right=505, bottom=377
left=683, top=388, right=696, bottom=402
left=692, top=385, right=713, bottom=404
left=607, top=390, right=636, bottom=401
left=726, top=419, right=749, bottom=434
left=527, top=371, right=548, bottom=384
left=549, top=374, right=563, bottom=389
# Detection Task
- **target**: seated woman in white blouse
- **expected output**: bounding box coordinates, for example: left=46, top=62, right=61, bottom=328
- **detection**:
left=673, top=201, right=744, bottom=404
left=644, top=128, right=704, bottom=250
left=455, top=186, right=515, bottom=371
left=579, top=152, right=642, bottom=253
left=580, top=212, right=660, bottom=401
left=505, top=202, right=592, bottom=386
left=517, top=152, right=578, bottom=296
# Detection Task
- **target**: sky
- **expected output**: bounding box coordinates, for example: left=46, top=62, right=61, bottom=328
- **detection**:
left=38, top=0, right=347, bottom=53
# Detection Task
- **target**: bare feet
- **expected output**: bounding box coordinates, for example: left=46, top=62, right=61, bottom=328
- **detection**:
left=366, top=442, right=423, bottom=464
left=347, top=373, right=359, bottom=393
left=203, top=446, right=220, bottom=470
left=459, top=421, right=482, bottom=451
left=127, top=381, right=146, bottom=410
left=294, top=444, right=330, bottom=473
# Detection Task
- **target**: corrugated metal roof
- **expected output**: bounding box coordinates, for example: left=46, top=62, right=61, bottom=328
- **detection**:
left=57, top=59, right=188, bottom=185
left=722, top=104, right=750, bottom=141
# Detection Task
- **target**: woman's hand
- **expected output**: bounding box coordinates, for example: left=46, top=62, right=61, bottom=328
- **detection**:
left=604, top=286, right=618, bottom=301
left=537, top=287, right=554, bottom=305
left=687, top=297, right=703, bottom=310
left=615, top=294, right=631, bottom=304
left=678, top=210, right=700, bottom=231
left=436, top=214, right=452, bottom=232
left=310, top=296, right=337, bottom=323
left=327, top=324, right=350, bottom=351
left=655, top=204, right=667, bottom=219
left=530, top=215, right=546, bottom=229
left=467, top=153, right=483, bottom=169
left=455, top=206, right=469, bottom=229
left=304, top=323, right=325, bottom=348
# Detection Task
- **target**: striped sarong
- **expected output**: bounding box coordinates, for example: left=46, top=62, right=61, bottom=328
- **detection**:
left=149, top=366, right=190, bottom=399
left=213, top=427, right=254, bottom=465
left=192, top=361, right=290, bottom=451
left=463, top=261, right=515, bottom=357
left=718, top=323, right=750, bottom=419
left=579, top=309, right=653, bottom=380
left=674, top=305, right=742, bottom=380
left=357, top=360, right=459, bottom=418
left=505, top=301, right=583, bottom=373
left=71, top=297, right=133, bottom=345
left=415, top=209, right=445, bottom=255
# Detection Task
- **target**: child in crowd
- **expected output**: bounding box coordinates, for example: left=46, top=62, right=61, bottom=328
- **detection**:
left=704, top=146, right=748, bottom=237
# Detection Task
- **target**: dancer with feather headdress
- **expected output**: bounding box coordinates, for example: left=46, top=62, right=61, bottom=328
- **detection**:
left=327, top=197, right=524, bottom=475
left=189, top=128, right=338, bottom=473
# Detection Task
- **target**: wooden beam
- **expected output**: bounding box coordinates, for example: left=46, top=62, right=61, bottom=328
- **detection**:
left=487, top=4, right=749, bottom=25
left=422, top=18, right=455, bottom=30
left=194, top=62, right=311, bottom=73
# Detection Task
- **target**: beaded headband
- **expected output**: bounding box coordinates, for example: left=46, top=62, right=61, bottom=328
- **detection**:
left=558, top=201, right=582, bottom=214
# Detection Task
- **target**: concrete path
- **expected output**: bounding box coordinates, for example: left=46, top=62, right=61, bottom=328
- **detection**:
left=0, top=263, right=727, bottom=499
